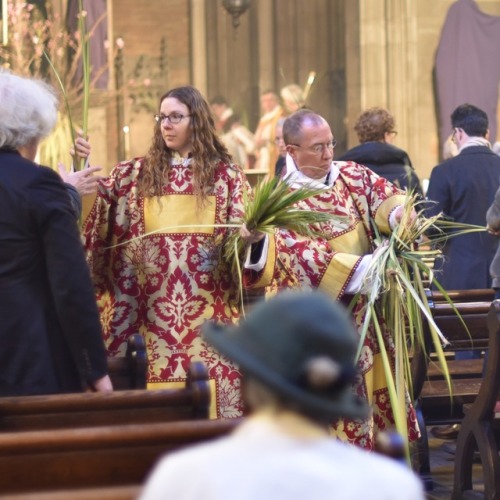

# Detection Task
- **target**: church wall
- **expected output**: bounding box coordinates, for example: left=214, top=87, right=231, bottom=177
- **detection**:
left=108, top=0, right=500, bottom=183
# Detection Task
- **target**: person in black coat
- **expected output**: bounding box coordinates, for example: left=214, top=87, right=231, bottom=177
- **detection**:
left=426, top=103, right=500, bottom=291
left=0, top=69, right=112, bottom=396
left=426, top=103, right=500, bottom=440
left=337, top=107, right=422, bottom=197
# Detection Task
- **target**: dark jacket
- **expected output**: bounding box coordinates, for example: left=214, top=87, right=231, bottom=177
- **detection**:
left=337, top=142, right=422, bottom=196
left=0, top=148, right=108, bottom=396
left=486, top=185, right=500, bottom=289
left=426, top=145, right=500, bottom=290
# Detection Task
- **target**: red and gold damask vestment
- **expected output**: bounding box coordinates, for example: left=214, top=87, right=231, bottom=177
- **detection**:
left=82, top=157, right=249, bottom=418
left=245, top=158, right=420, bottom=449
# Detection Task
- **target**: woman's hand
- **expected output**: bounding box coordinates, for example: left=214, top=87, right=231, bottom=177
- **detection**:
left=70, top=131, right=91, bottom=160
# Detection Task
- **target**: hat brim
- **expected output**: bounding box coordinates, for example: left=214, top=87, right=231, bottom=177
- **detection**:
left=203, top=322, right=369, bottom=421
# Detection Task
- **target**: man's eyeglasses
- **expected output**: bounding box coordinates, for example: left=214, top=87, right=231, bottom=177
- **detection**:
left=154, top=113, right=191, bottom=125
left=290, top=140, right=337, bottom=155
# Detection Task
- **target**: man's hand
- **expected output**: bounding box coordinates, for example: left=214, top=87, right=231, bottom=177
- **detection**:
left=393, top=205, right=417, bottom=226
left=240, top=223, right=265, bottom=244
left=487, top=225, right=500, bottom=236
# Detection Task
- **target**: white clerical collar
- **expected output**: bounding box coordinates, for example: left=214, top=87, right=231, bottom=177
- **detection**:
left=282, top=153, right=339, bottom=189
left=170, top=152, right=192, bottom=166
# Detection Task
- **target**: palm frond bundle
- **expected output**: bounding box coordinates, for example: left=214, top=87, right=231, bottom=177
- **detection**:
left=359, top=194, right=488, bottom=460
left=224, top=175, right=335, bottom=277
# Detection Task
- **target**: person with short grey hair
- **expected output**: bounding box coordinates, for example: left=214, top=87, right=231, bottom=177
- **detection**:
left=0, top=70, right=112, bottom=395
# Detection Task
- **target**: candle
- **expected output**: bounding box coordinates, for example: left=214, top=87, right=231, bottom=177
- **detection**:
left=123, top=125, right=130, bottom=160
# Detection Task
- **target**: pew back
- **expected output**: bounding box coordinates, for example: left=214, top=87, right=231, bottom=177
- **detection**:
left=107, top=333, right=147, bottom=390
left=0, top=418, right=240, bottom=494
left=0, top=362, right=210, bottom=431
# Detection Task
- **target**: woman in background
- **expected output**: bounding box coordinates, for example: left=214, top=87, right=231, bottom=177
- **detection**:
left=338, top=107, right=422, bottom=196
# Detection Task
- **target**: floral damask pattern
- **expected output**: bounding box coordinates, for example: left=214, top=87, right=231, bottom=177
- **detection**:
left=247, top=161, right=419, bottom=448
left=82, top=158, right=248, bottom=418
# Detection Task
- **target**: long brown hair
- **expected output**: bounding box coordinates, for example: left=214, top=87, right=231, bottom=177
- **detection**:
left=139, top=86, right=231, bottom=200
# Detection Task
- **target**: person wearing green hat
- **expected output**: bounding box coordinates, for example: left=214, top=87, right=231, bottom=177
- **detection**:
left=140, top=291, right=424, bottom=500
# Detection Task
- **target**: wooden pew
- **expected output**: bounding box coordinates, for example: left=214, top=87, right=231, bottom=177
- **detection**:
left=107, top=333, right=147, bottom=390
left=452, top=300, right=500, bottom=500
left=412, top=289, right=493, bottom=422
left=0, top=418, right=241, bottom=496
left=0, top=362, right=209, bottom=431
left=410, top=289, right=495, bottom=491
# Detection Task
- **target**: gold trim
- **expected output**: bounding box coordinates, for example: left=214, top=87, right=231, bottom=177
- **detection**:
left=147, top=378, right=218, bottom=419
left=375, top=195, right=406, bottom=233
left=144, top=195, right=216, bottom=235
left=363, top=353, right=388, bottom=404
left=328, top=223, right=370, bottom=256
left=251, top=235, right=277, bottom=288
left=319, top=253, right=362, bottom=299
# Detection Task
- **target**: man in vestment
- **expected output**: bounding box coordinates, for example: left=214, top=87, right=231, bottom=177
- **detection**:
left=243, top=109, right=420, bottom=450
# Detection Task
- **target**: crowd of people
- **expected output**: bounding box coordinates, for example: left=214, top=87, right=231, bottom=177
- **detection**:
left=3, top=63, right=500, bottom=498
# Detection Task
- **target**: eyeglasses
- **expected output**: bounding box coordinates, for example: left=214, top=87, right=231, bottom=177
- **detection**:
left=290, top=140, right=337, bottom=155
left=154, top=113, right=191, bottom=125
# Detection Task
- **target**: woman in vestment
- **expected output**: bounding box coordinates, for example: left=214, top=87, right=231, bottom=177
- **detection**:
left=80, top=86, right=250, bottom=418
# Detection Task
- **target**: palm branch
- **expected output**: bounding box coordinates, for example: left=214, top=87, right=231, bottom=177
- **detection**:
left=359, top=193, right=488, bottom=461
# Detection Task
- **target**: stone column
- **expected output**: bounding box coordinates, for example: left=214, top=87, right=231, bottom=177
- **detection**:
left=345, top=0, right=419, bottom=170
left=190, top=0, right=208, bottom=95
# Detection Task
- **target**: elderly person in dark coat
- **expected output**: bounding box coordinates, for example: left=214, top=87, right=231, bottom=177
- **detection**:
left=0, top=69, right=112, bottom=396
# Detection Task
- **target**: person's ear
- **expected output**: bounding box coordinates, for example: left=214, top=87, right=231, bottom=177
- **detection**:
left=486, top=129, right=490, bottom=141
left=286, top=145, right=296, bottom=159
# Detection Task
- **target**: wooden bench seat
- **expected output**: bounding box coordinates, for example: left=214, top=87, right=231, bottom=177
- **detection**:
left=416, top=299, right=491, bottom=424
left=0, top=418, right=241, bottom=495
left=452, top=300, right=500, bottom=499
left=0, top=362, right=209, bottom=431
left=410, top=289, right=499, bottom=497
left=0, top=484, right=141, bottom=500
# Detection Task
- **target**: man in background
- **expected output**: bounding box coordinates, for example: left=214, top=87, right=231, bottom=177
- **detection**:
left=426, top=103, right=500, bottom=440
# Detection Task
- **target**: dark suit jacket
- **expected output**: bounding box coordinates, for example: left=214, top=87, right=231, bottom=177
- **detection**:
left=426, top=145, right=500, bottom=290
left=0, top=148, right=108, bottom=396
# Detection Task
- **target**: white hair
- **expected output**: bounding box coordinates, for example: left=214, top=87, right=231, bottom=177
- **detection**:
left=0, top=69, right=59, bottom=149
